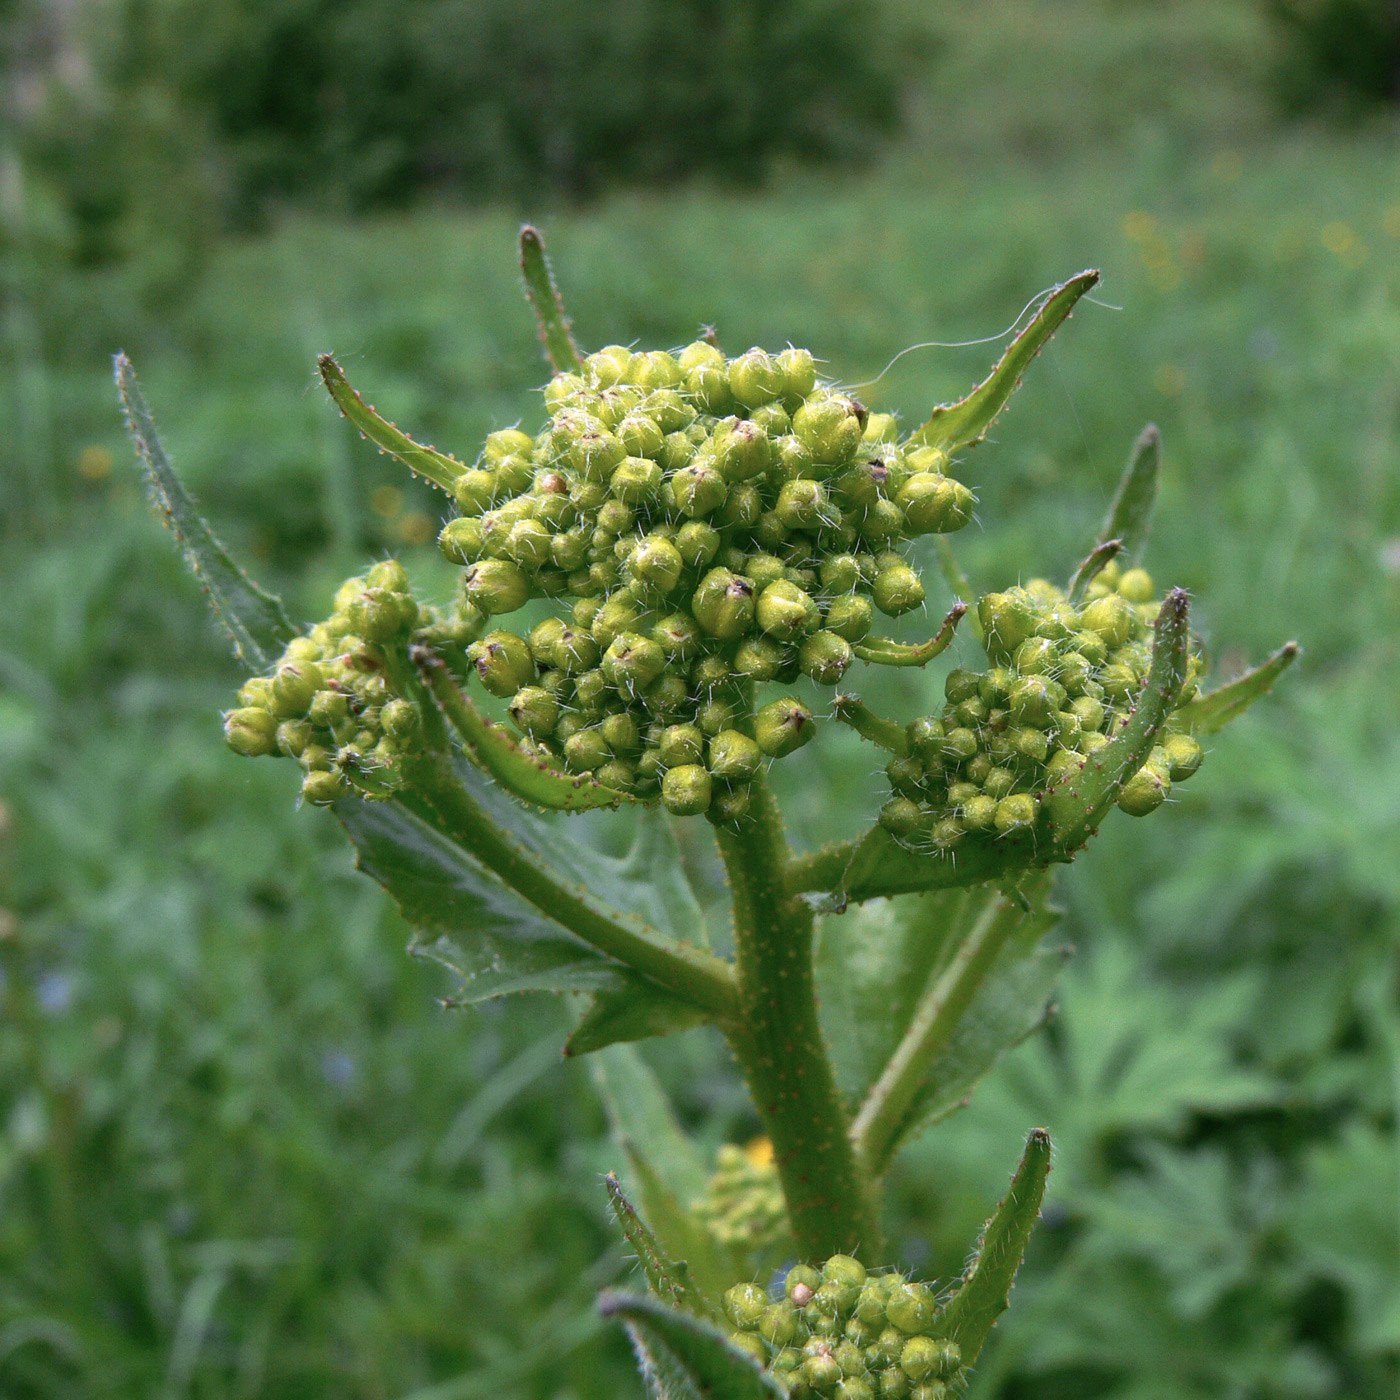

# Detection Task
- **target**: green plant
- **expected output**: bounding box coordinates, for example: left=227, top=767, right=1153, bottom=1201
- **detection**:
left=119, top=226, right=1296, bottom=1398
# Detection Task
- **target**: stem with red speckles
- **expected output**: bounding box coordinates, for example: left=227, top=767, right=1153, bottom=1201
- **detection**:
left=716, top=773, right=881, bottom=1261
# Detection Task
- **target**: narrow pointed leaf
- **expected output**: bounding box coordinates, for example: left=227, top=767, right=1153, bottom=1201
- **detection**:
left=1066, top=538, right=1122, bottom=605
left=831, top=694, right=909, bottom=755
left=932, top=1128, right=1052, bottom=1363
left=599, top=1292, right=784, bottom=1400
left=115, top=353, right=296, bottom=672
left=318, top=354, right=466, bottom=493
left=1097, top=423, right=1161, bottom=565
left=338, top=795, right=630, bottom=1000
left=911, top=271, right=1100, bottom=453
left=592, top=1046, right=732, bottom=1301
left=1044, top=589, right=1191, bottom=852
left=520, top=225, right=583, bottom=373
left=416, top=648, right=637, bottom=810
left=823, top=824, right=1030, bottom=910
left=566, top=976, right=713, bottom=1057
left=853, top=604, right=967, bottom=667
left=1176, top=642, right=1299, bottom=734
left=606, top=1175, right=717, bottom=1320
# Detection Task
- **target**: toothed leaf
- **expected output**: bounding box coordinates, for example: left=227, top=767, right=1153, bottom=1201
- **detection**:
left=116, top=353, right=295, bottom=673
left=1098, top=423, right=1161, bottom=565
left=1044, top=589, right=1191, bottom=851
left=605, top=1175, right=717, bottom=1320
left=600, top=1292, right=784, bottom=1400
left=318, top=354, right=466, bottom=493
left=520, top=225, right=583, bottom=372
left=1176, top=642, right=1299, bottom=734
left=932, top=1128, right=1053, bottom=1363
left=567, top=977, right=713, bottom=1057
left=911, top=271, right=1100, bottom=453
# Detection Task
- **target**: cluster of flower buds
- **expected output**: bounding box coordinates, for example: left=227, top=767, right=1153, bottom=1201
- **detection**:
left=222, top=561, right=480, bottom=805
left=876, top=562, right=1206, bottom=850
left=724, top=1256, right=964, bottom=1400
left=692, top=1143, right=789, bottom=1259
left=437, top=341, right=975, bottom=820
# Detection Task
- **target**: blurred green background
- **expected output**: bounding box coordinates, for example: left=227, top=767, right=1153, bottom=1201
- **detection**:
left=2, top=1, right=1399, bottom=1396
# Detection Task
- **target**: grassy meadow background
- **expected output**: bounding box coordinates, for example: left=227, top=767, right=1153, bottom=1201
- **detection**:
left=2, top=2, right=1399, bottom=1396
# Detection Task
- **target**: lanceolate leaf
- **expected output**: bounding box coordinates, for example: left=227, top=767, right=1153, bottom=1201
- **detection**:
left=591, top=1045, right=731, bottom=1301
left=338, top=795, right=631, bottom=1000
left=416, top=648, right=637, bottom=811
left=853, top=605, right=967, bottom=667
left=911, top=271, right=1100, bottom=454
left=566, top=976, right=713, bottom=1057
left=1176, top=642, right=1300, bottom=735
left=606, top=1175, right=717, bottom=1320
left=933, top=1128, right=1053, bottom=1364
left=824, top=824, right=1028, bottom=910
left=1097, top=422, right=1161, bottom=565
left=599, top=1292, right=784, bottom=1400
left=520, top=225, right=584, bottom=373
left=1044, top=589, right=1191, bottom=852
left=115, top=353, right=296, bottom=673
left=318, top=354, right=467, bottom=493
left=1066, top=538, right=1123, bottom=605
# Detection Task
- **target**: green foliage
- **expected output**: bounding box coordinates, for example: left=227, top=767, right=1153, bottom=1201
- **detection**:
left=1268, top=0, right=1400, bottom=113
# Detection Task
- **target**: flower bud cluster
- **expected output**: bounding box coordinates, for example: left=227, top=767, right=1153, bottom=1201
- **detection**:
left=222, top=560, right=480, bottom=805
left=692, top=1143, right=789, bottom=1259
left=724, top=1255, right=964, bottom=1399
left=437, top=341, right=975, bottom=819
left=877, top=564, right=1206, bottom=850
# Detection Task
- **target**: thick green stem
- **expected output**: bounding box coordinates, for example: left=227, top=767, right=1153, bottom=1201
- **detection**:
left=851, top=890, right=1022, bottom=1176
left=401, top=747, right=738, bottom=1021
left=717, top=776, right=880, bottom=1261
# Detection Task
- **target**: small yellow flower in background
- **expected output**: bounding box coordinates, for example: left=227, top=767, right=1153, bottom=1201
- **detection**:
left=396, top=512, right=435, bottom=546
left=744, top=1135, right=774, bottom=1168
left=78, top=445, right=113, bottom=480
left=1122, top=210, right=1157, bottom=241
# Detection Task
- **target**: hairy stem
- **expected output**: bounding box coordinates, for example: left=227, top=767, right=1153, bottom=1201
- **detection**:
left=851, top=889, right=1025, bottom=1176
left=717, top=777, right=880, bottom=1260
left=784, top=839, right=860, bottom=897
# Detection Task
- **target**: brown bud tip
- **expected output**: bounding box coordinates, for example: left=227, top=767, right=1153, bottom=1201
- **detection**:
left=790, top=1282, right=814, bottom=1307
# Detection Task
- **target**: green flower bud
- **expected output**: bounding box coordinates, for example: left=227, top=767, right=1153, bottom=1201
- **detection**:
left=727, top=636, right=781, bottom=682
left=308, top=688, right=349, bottom=729
left=777, top=346, right=817, bottom=399
left=756, top=579, right=820, bottom=639
left=591, top=597, right=641, bottom=649
left=610, top=456, right=663, bottom=505
left=1099, top=663, right=1139, bottom=700
left=563, top=727, right=610, bottom=773
left=900, top=1338, right=943, bottom=1383
left=1162, top=732, right=1204, bottom=781
left=662, top=763, right=712, bottom=816
left=832, top=1339, right=866, bottom=1377
left=271, top=660, right=324, bottom=718
left=679, top=340, right=724, bottom=374
left=966, top=752, right=993, bottom=786
left=301, top=768, right=347, bottom=805
left=880, top=796, right=924, bottom=837
left=794, top=396, right=863, bottom=467
left=773, top=433, right=816, bottom=487
left=1009, top=676, right=1059, bottom=728
left=708, top=729, right=763, bottom=782
left=761, top=1300, right=801, bottom=1348
left=959, top=793, right=996, bottom=831
left=803, top=1352, right=843, bottom=1391
left=693, top=568, right=757, bottom=640
left=670, top=461, right=728, bottom=518
left=727, top=348, right=784, bottom=408
left=627, top=350, right=683, bottom=391
left=774, top=479, right=832, bottom=532
left=1119, top=763, right=1170, bottom=816
left=570, top=477, right=609, bottom=512
left=786, top=1265, right=822, bottom=1304
left=617, top=412, right=665, bottom=460
left=872, top=564, right=925, bottom=617
left=837, top=1380, right=875, bottom=1400
left=676, top=520, right=721, bottom=569
left=906, top=716, right=945, bottom=760
left=597, top=499, right=636, bottom=538
left=471, top=630, right=535, bottom=697
left=1117, top=567, right=1154, bottom=603
left=501, top=518, right=551, bottom=570
left=1070, top=694, right=1105, bottom=732
left=548, top=527, right=587, bottom=571
left=225, top=706, right=279, bottom=757
left=859, top=499, right=906, bottom=543
left=895, top=474, right=970, bottom=535
left=884, top=1283, right=934, bottom=1334
left=816, top=555, right=858, bottom=595
left=690, top=654, right=731, bottom=692
left=821, top=594, right=873, bottom=644
left=751, top=401, right=791, bottom=438
left=930, top=815, right=965, bottom=849
left=603, top=632, right=667, bottom=695
left=1014, top=637, right=1058, bottom=675
left=586, top=345, right=632, bottom=387
left=687, top=360, right=732, bottom=414
left=659, top=724, right=705, bottom=769
left=381, top=698, right=419, bottom=739
left=979, top=591, right=1041, bottom=662
left=593, top=759, right=634, bottom=792
left=463, top=559, right=531, bottom=615
left=454, top=468, right=499, bottom=514
left=366, top=559, right=410, bottom=592
left=238, top=675, right=275, bottom=709
left=568, top=429, right=627, bottom=484
left=994, top=793, right=1039, bottom=833
left=822, top=1255, right=867, bottom=1289
left=756, top=697, right=815, bottom=757
left=878, top=1365, right=912, bottom=1399
left=855, top=1287, right=889, bottom=1329
left=600, top=711, right=641, bottom=755
left=723, top=1282, right=769, bottom=1330
left=644, top=673, right=689, bottom=717
left=714, top=418, right=774, bottom=482
left=937, top=727, right=976, bottom=763
left=800, top=630, right=854, bottom=685
left=508, top=685, right=559, bottom=739
left=628, top=535, right=684, bottom=595
left=484, top=427, right=534, bottom=463
left=1081, top=593, right=1137, bottom=648
left=719, top=482, right=764, bottom=531
left=651, top=612, right=703, bottom=661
